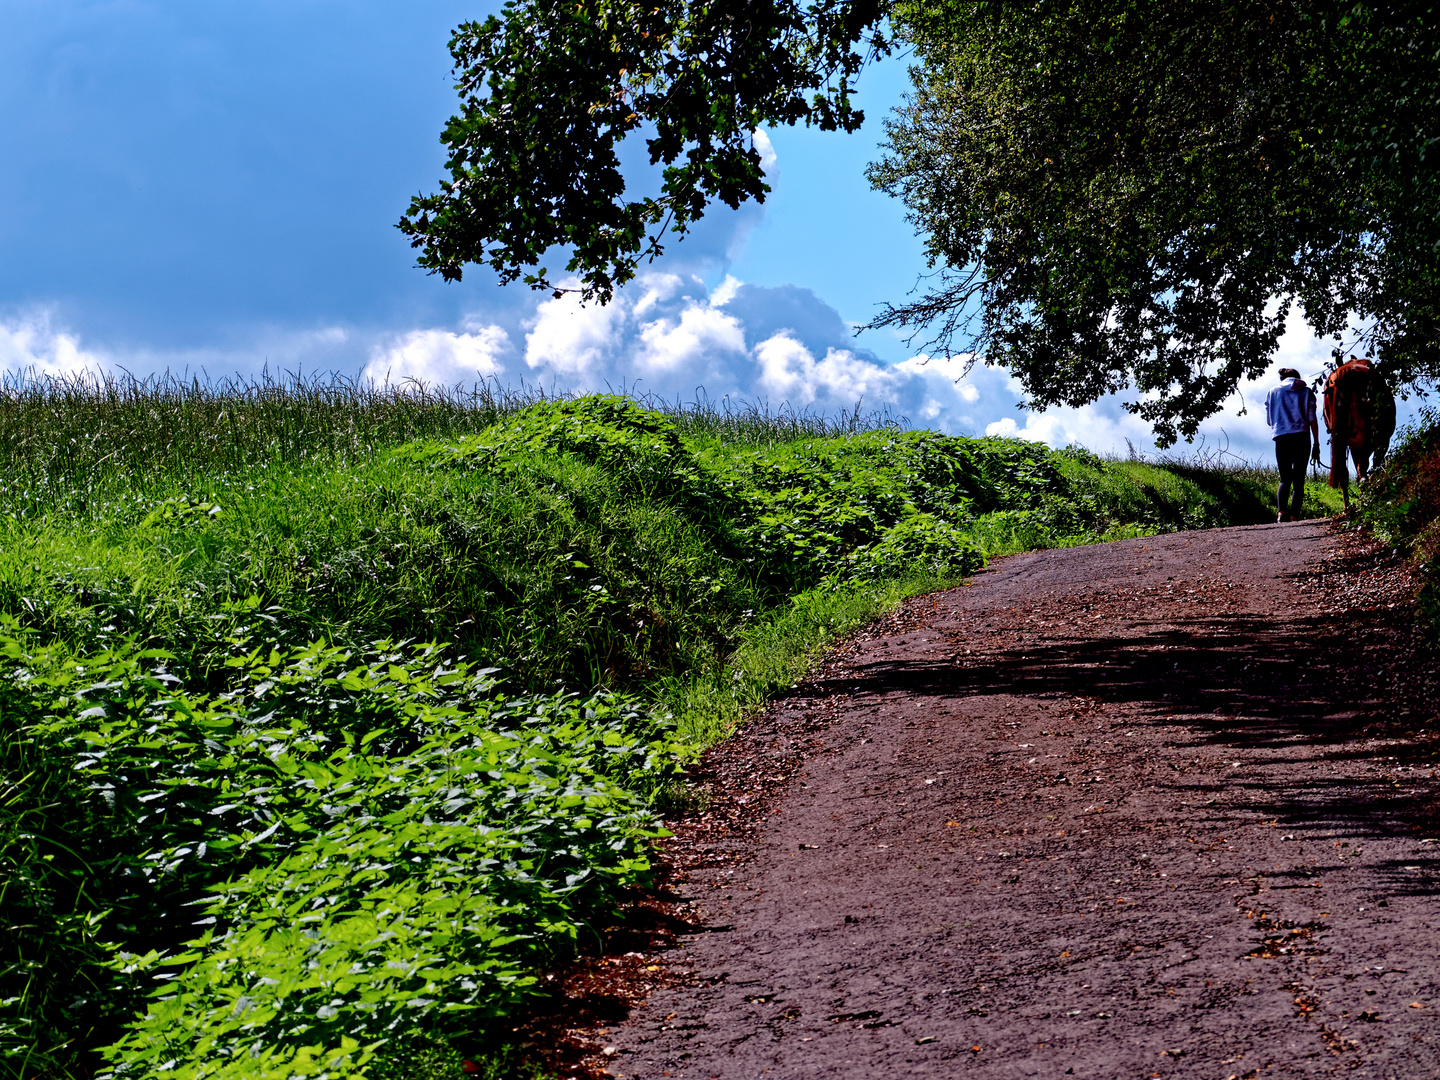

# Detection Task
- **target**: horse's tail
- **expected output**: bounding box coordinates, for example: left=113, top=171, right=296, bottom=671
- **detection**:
left=1324, top=372, right=1345, bottom=487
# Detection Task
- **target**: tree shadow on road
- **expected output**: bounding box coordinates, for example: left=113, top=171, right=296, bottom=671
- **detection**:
left=802, top=572, right=1440, bottom=894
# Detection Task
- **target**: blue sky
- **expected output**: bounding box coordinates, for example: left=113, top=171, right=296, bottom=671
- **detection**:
left=0, top=0, right=1388, bottom=460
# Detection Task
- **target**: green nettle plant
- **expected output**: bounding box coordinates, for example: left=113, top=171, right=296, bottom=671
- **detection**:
left=5, top=632, right=677, bottom=1078
left=0, top=379, right=1328, bottom=1077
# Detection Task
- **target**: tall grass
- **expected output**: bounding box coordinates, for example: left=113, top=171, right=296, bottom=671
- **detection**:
left=0, top=370, right=514, bottom=487
left=0, top=370, right=897, bottom=502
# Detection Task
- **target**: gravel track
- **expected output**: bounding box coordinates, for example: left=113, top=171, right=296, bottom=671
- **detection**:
left=591, top=520, right=1440, bottom=1079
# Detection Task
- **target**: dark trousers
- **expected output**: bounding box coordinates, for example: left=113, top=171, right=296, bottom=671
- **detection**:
left=1275, top=432, right=1309, bottom=518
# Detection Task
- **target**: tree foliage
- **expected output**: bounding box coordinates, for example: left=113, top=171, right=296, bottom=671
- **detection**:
left=872, top=0, right=1440, bottom=443
left=402, top=0, right=1440, bottom=444
left=398, top=0, right=887, bottom=301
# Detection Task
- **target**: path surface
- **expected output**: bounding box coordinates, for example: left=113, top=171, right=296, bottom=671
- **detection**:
left=599, top=521, right=1440, bottom=1079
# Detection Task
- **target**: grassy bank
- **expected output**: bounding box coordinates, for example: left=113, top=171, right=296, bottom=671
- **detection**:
left=1358, top=405, right=1440, bottom=625
left=0, top=374, right=1332, bottom=1079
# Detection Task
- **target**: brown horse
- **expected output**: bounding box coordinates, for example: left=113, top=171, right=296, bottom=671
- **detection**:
left=1323, top=356, right=1397, bottom=507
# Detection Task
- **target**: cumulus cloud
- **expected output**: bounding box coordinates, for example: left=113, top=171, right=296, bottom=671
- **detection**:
left=516, top=274, right=907, bottom=410
left=525, top=290, right=628, bottom=378
left=636, top=303, right=747, bottom=375
left=709, top=274, right=742, bottom=307
left=508, top=275, right=1120, bottom=442
left=512, top=275, right=1419, bottom=466
left=752, top=128, right=778, bottom=173
left=363, top=324, right=509, bottom=387
left=725, top=282, right=856, bottom=353
left=0, top=310, right=111, bottom=377
left=754, top=333, right=906, bottom=408
left=983, top=405, right=1157, bottom=453
left=974, top=376, right=1272, bottom=461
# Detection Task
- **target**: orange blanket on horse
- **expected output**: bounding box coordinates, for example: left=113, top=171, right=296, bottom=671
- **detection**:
left=1323, top=358, right=1396, bottom=488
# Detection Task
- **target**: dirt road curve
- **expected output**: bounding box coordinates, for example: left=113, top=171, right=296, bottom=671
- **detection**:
left=601, top=521, right=1440, bottom=1079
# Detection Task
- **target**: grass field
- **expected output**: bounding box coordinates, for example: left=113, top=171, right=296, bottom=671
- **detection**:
left=0, top=372, right=1342, bottom=1079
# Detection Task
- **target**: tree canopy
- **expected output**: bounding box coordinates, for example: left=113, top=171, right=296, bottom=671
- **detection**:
left=400, top=1, right=1440, bottom=444
left=397, top=0, right=888, bottom=301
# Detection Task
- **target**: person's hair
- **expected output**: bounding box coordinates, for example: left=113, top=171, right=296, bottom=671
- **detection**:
left=1278, top=367, right=1301, bottom=381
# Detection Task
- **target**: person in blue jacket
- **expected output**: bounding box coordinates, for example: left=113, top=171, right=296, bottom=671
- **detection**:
left=1264, top=366, right=1320, bottom=522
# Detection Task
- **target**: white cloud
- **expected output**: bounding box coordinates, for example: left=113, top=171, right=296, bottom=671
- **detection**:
left=0, top=310, right=110, bottom=377
left=947, top=310, right=1379, bottom=463
left=754, top=333, right=909, bottom=409
left=362, top=325, right=509, bottom=387
left=503, top=279, right=1180, bottom=451
left=961, top=363, right=1159, bottom=451
left=709, top=274, right=742, bottom=308
left=752, top=128, right=777, bottom=173
left=524, top=288, right=628, bottom=377
left=983, top=405, right=1156, bottom=452
left=633, top=274, right=684, bottom=319
left=753, top=333, right=823, bottom=404
left=637, top=304, right=746, bottom=375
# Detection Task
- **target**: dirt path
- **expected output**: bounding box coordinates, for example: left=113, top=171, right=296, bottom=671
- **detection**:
left=578, top=521, right=1440, bottom=1077
left=594, top=521, right=1440, bottom=1079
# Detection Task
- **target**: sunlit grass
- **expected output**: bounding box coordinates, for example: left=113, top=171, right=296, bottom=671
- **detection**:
left=0, top=369, right=897, bottom=509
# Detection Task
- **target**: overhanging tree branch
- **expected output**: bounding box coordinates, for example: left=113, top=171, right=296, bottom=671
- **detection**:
left=398, top=0, right=891, bottom=302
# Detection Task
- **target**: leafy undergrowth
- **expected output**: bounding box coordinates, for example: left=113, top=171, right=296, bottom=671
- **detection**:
left=0, top=375, right=1309, bottom=1079
left=1359, top=406, right=1440, bottom=623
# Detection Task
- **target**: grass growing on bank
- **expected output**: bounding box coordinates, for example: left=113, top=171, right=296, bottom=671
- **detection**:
left=1358, top=405, right=1440, bottom=625
left=665, top=570, right=959, bottom=747
left=0, top=373, right=1325, bottom=1079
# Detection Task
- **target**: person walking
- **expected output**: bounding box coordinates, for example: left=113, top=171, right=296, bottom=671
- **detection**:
left=1265, top=366, right=1320, bottom=522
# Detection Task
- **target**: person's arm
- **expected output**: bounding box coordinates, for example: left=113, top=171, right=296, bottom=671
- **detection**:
left=1309, top=391, right=1321, bottom=461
